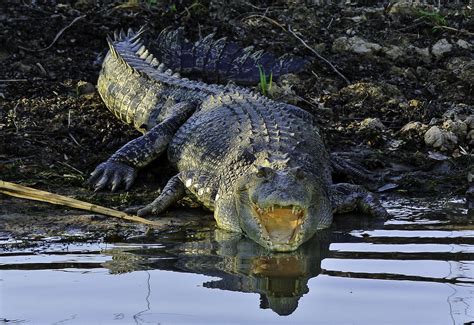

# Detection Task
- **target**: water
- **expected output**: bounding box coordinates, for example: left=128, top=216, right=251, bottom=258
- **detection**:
left=1, top=197, right=473, bottom=324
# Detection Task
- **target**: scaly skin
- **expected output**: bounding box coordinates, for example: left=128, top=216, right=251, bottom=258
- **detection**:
left=151, top=27, right=309, bottom=85
left=88, top=29, right=388, bottom=252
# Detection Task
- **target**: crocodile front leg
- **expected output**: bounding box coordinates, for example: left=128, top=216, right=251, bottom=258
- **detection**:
left=330, top=183, right=389, bottom=218
left=137, top=174, right=185, bottom=216
left=88, top=102, right=196, bottom=191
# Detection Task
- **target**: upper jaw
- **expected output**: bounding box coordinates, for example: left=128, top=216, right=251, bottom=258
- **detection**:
left=251, top=203, right=308, bottom=252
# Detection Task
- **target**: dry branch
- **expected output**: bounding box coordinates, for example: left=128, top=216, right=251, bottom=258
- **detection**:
left=18, top=15, right=86, bottom=52
left=0, top=180, right=165, bottom=227
left=242, top=14, right=350, bottom=85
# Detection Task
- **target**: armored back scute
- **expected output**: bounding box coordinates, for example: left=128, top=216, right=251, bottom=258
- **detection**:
left=151, top=27, right=309, bottom=85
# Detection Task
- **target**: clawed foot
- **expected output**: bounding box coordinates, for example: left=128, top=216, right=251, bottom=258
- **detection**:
left=330, top=183, right=389, bottom=219
left=137, top=202, right=158, bottom=217
left=331, top=152, right=379, bottom=185
left=87, top=160, right=137, bottom=192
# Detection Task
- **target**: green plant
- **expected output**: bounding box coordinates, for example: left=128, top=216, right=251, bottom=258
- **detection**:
left=169, top=3, right=177, bottom=13
left=417, top=9, right=446, bottom=26
left=258, top=65, right=273, bottom=97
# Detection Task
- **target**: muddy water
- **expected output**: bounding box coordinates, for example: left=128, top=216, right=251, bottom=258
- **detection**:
left=1, top=197, right=473, bottom=324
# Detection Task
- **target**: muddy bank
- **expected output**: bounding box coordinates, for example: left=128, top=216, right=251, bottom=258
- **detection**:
left=0, top=1, right=472, bottom=240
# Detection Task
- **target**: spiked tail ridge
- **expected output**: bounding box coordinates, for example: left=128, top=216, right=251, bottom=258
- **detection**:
left=98, top=27, right=185, bottom=132
left=151, top=27, right=309, bottom=85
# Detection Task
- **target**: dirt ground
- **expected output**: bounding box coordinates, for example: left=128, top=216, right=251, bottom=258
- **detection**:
left=0, top=0, right=472, bottom=240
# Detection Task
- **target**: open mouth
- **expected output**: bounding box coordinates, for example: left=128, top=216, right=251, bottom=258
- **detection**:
left=253, top=204, right=306, bottom=245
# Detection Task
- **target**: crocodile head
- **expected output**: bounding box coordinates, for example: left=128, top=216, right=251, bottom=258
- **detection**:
left=233, top=165, right=332, bottom=252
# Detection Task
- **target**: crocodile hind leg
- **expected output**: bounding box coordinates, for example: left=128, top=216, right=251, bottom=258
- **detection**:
left=137, top=174, right=185, bottom=216
left=331, top=152, right=378, bottom=184
left=88, top=102, right=195, bottom=191
left=330, top=183, right=389, bottom=218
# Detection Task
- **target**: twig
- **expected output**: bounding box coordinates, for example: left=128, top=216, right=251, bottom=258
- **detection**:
left=0, top=180, right=165, bottom=227
left=0, top=78, right=46, bottom=83
left=242, top=14, right=350, bottom=85
left=326, top=17, right=334, bottom=30
left=287, top=26, right=350, bottom=85
left=55, top=160, right=85, bottom=175
left=0, top=79, right=28, bottom=82
left=18, top=15, right=86, bottom=52
left=433, top=25, right=474, bottom=36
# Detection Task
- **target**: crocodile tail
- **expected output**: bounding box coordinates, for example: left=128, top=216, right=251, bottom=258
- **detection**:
left=151, top=27, right=309, bottom=85
left=98, top=28, right=182, bottom=132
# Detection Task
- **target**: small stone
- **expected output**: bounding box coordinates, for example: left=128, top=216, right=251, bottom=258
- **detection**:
left=424, top=126, right=458, bottom=150
left=408, top=99, right=422, bottom=109
left=442, top=120, right=467, bottom=139
left=383, top=45, right=405, bottom=60
left=350, top=15, right=366, bottom=23
left=446, top=57, right=474, bottom=86
left=464, top=115, right=474, bottom=129
left=413, top=46, right=431, bottom=62
left=431, top=39, right=452, bottom=58
left=76, top=81, right=95, bottom=96
left=467, top=129, right=474, bottom=143
left=428, top=151, right=449, bottom=161
left=456, top=39, right=470, bottom=49
left=359, top=118, right=386, bottom=131
left=12, top=61, right=33, bottom=73
left=400, top=121, right=428, bottom=139
left=332, top=36, right=382, bottom=56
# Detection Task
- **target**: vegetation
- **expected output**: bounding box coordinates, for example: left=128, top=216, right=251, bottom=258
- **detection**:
left=258, top=65, right=273, bottom=97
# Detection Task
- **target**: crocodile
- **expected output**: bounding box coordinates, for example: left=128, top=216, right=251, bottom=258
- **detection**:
left=104, top=229, right=332, bottom=316
left=88, top=28, right=388, bottom=252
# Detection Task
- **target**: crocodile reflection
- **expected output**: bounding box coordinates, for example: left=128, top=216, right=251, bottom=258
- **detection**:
left=103, top=229, right=331, bottom=316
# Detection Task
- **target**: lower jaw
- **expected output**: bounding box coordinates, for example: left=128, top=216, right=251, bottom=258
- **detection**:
left=264, top=240, right=301, bottom=252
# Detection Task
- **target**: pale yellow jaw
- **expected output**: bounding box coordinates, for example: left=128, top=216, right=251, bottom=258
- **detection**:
left=254, top=206, right=304, bottom=244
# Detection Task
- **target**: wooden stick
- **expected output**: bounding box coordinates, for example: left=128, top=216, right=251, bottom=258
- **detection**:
left=0, top=180, right=165, bottom=227
left=18, top=15, right=86, bottom=52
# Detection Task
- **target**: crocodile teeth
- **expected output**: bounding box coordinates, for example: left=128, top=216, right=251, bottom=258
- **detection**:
left=157, top=63, right=165, bottom=72
left=136, top=45, right=146, bottom=56
left=145, top=55, right=154, bottom=64
left=139, top=50, right=149, bottom=60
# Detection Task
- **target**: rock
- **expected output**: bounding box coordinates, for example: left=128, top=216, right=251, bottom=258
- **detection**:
left=428, top=151, right=449, bottom=161
left=387, top=2, right=419, bottom=18
left=443, top=105, right=473, bottom=121
left=400, top=121, right=428, bottom=140
left=431, top=39, right=452, bottom=58
left=332, top=36, right=382, bottom=56
left=408, top=45, right=431, bottom=63
left=359, top=118, right=386, bottom=132
left=424, top=126, right=458, bottom=150
left=12, top=61, right=33, bottom=73
left=442, top=120, right=468, bottom=139
left=446, top=57, right=474, bottom=86
left=266, top=74, right=299, bottom=104
left=76, top=81, right=95, bottom=97
left=467, top=130, right=474, bottom=144
left=349, top=15, right=367, bottom=23
left=383, top=45, right=405, bottom=60
left=456, top=39, right=470, bottom=49
left=464, top=115, right=474, bottom=129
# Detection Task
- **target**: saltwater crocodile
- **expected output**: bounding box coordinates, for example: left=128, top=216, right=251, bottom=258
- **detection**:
left=88, top=28, right=388, bottom=252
